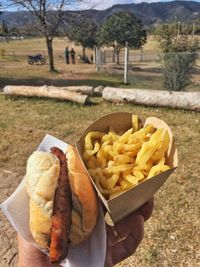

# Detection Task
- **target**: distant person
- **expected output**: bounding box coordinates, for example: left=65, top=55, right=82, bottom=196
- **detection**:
left=84, top=55, right=91, bottom=64
left=70, top=48, right=76, bottom=64
left=65, top=47, right=69, bottom=64
left=90, top=54, right=94, bottom=63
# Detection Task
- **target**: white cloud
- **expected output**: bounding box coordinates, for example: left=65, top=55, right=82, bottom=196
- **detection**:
left=72, top=0, right=200, bottom=10
left=68, top=0, right=136, bottom=11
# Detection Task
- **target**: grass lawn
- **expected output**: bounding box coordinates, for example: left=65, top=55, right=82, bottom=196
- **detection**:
left=0, top=94, right=199, bottom=266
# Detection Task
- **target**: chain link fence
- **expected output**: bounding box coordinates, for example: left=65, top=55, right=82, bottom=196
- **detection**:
left=94, top=47, right=200, bottom=90
left=98, top=49, right=200, bottom=65
left=100, top=49, right=160, bottom=65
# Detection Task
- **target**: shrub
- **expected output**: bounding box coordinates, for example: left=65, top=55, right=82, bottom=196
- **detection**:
left=161, top=52, right=198, bottom=91
left=155, top=23, right=200, bottom=90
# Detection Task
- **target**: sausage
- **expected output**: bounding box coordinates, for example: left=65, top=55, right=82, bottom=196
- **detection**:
left=50, top=147, right=72, bottom=263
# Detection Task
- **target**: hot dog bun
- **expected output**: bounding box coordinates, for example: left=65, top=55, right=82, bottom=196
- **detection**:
left=26, top=145, right=98, bottom=252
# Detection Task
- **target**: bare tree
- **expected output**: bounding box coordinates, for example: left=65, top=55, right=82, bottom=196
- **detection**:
left=0, top=1, right=3, bottom=14
left=8, top=0, right=82, bottom=71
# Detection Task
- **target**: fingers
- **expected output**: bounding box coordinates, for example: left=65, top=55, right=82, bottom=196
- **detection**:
left=108, top=215, right=144, bottom=266
left=106, top=198, right=153, bottom=246
left=17, top=234, right=62, bottom=267
left=105, top=199, right=154, bottom=266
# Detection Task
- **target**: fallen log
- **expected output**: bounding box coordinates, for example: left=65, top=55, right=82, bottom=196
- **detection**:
left=103, top=87, right=200, bottom=112
left=52, top=85, right=94, bottom=96
left=3, top=85, right=89, bottom=104
left=94, top=86, right=104, bottom=96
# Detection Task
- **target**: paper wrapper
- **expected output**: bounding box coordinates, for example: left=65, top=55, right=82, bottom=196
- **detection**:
left=0, top=134, right=106, bottom=267
left=76, top=112, right=178, bottom=223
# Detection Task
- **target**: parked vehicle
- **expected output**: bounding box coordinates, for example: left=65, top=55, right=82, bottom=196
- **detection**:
left=27, top=54, right=46, bottom=65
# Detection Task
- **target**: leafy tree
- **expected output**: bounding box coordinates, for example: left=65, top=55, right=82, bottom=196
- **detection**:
left=154, top=23, right=179, bottom=52
left=96, top=12, right=146, bottom=64
left=156, top=23, right=200, bottom=90
left=8, top=0, right=80, bottom=72
left=66, top=17, right=97, bottom=59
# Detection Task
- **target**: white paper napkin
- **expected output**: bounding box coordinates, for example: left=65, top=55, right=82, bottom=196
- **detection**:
left=0, top=134, right=106, bottom=267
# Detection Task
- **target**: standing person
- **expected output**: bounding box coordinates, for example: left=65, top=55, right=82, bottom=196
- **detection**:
left=70, top=48, right=76, bottom=64
left=90, top=53, right=94, bottom=63
left=65, top=47, right=69, bottom=64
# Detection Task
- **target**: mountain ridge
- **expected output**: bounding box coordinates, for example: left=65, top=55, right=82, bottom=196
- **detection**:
left=0, top=1, right=200, bottom=29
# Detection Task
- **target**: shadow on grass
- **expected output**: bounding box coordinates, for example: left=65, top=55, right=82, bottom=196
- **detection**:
left=4, top=94, right=101, bottom=106
left=0, top=76, right=122, bottom=90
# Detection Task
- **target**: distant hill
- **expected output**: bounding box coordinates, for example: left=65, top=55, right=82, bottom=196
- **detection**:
left=1, top=1, right=200, bottom=30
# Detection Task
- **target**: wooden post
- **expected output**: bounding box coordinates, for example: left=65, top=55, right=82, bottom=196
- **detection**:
left=177, top=21, right=181, bottom=36
left=192, top=22, right=195, bottom=38
left=95, top=46, right=100, bottom=72
left=124, top=42, right=129, bottom=84
left=140, top=46, right=144, bottom=61
left=95, top=47, right=101, bottom=72
left=98, top=48, right=101, bottom=68
left=93, top=46, right=96, bottom=66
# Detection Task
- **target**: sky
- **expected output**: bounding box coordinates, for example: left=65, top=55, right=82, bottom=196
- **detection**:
left=2, top=0, right=200, bottom=11
left=77, top=0, right=200, bottom=10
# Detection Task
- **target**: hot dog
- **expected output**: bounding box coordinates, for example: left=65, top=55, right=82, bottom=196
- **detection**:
left=25, top=145, right=98, bottom=263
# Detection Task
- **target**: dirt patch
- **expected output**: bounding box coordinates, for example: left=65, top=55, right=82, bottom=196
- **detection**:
left=0, top=171, right=20, bottom=267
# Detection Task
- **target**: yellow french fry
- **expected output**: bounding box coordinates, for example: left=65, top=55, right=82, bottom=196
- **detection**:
left=151, top=131, right=170, bottom=162
left=97, top=147, right=107, bottom=168
left=128, top=124, right=155, bottom=144
left=113, top=154, right=130, bottom=164
left=133, top=170, right=144, bottom=180
left=105, top=164, right=135, bottom=174
left=85, top=155, right=99, bottom=169
left=84, top=115, right=171, bottom=199
left=107, top=174, right=120, bottom=189
left=118, top=128, right=133, bottom=143
left=147, top=164, right=170, bottom=179
left=125, top=175, right=140, bottom=185
left=132, top=115, right=139, bottom=132
left=120, top=180, right=134, bottom=190
left=85, top=131, right=105, bottom=150
left=83, top=142, right=100, bottom=160
left=136, top=129, right=163, bottom=166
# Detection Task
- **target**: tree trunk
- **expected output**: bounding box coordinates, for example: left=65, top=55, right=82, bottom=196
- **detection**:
left=103, top=87, right=200, bottom=111
left=46, top=37, right=55, bottom=72
left=116, top=50, right=120, bottom=65
left=82, top=46, right=86, bottom=59
left=112, top=48, right=116, bottom=63
left=3, top=85, right=89, bottom=104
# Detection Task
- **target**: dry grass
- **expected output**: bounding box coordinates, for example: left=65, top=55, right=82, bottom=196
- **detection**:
left=0, top=94, right=200, bottom=266
left=1, top=37, right=200, bottom=92
left=0, top=36, right=200, bottom=266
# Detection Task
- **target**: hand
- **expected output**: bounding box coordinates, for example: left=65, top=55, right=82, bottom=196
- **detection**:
left=18, top=199, right=153, bottom=267
left=105, top=198, right=154, bottom=267
left=17, top=235, right=61, bottom=267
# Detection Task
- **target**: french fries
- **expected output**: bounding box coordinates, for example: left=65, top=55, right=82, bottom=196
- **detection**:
left=83, top=115, right=170, bottom=199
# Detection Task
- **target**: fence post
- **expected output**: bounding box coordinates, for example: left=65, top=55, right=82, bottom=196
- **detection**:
left=95, top=46, right=100, bottom=72
left=124, top=42, right=129, bottom=84
left=93, top=46, right=96, bottom=66
left=140, top=46, right=144, bottom=61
